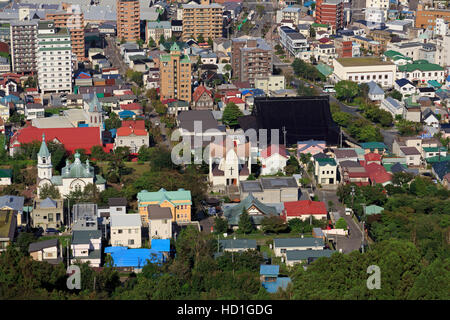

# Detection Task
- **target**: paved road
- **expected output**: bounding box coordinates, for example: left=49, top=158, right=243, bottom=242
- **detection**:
left=318, top=189, right=364, bottom=253
left=105, top=37, right=128, bottom=75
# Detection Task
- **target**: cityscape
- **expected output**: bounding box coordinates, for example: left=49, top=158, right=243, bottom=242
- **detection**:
left=0, top=0, right=448, bottom=301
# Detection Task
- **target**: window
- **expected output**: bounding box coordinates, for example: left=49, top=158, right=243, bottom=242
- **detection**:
left=118, top=229, right=123, bottom=234
left=128, top=239, right=134, bottom=245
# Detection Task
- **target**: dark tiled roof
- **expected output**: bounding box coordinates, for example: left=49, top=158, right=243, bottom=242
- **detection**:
left=28, top=238, right=58, bottom=253
left=148, top=205, right=172, bottom=220
left=108, top=197, right=127, bottom=207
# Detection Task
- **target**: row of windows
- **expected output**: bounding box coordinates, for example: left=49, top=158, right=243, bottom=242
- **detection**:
left=349, top=74, right=389, bottom=81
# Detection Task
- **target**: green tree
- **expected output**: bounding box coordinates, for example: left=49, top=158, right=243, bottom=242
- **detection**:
left=197, top=34, right=205, bottom=43
left=261, top=216, right=288, bottom=234
left=148, top=37, right=156, bottom=48
left=335, top=80, right=360, bottom=103
left=309, top=25, right=316, bottom=38
left=237, top=208, right=254, bottom=234
left=91, top=145, right=109, bottom=161
left=388, top=89, right=403, bottom=101
left=335, top=217, right=347, bottom=229
left=16, top=232, right=37, bottom=255
left=285, top=156, right=300, bottom=175
left=104, top=112, right=122, bottom=131
left=39, top=184, right=61, bottom=199
left=213, top=217, right=228, bottom=234
left=222, top=102, right=244, bottom=127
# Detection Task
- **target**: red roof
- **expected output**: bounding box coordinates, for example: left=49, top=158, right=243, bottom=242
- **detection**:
left=120, top=103, right=142, bottom=111
left=117, top=120, right=147, bottom=137
left=193, top=85, right=212, bottom=103
left=284, top=200, right=327, bottom=218
left=11, top=126, right=102, bottom=154
left=364, top=162, right=392, bottom=184
left=319, top=37, right=330, bottom=43
left=226, top=97, right=245, bottom=105
left=161, top=98, right=177, bottom=105
left=364, top=152, right=382, bottom=162
left=103, top=143, right=114, bottom=153
left=260, top=144, right=288, bottom=159
left=225, top=90, right=241, bottom=97
left=26, top=88, right=38, bottom=92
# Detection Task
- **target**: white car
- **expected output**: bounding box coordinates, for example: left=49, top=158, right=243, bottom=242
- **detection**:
left=345, top=208, right=353, bottom=216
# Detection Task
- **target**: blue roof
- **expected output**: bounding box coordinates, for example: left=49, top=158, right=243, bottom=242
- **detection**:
left=151, top=239, right=170, bottom=252
left=395, top=78, right=413, bottom=87
left=104, top=246, right=128, bottom=254
left=118, top=110, right=136, bottom=118
left=367, top=81, right=384, bottom=95
left=110, top=248, right=164, bottom=268
left=76, top=72, right=91, bottom=79
left=446, top=75, right=450, bottom=81
left=109, top=128, right=117, bottom=138
left=102, top=74, right=121, bottom=80
left=0, top=195, right=25, bottom=211
left=78, top=123, right=89, bottom=127
left=262, top=277, right=292, bottom=293
left=260, top=264, right=279, bottom=276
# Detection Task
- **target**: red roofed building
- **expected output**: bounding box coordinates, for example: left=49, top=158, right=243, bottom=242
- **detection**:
left=260, top=144, right=289, bottom=175
left=120, top=103, right=143, bottom=116
left=192, top=85, right=214, bottom=110
left=224, top=96, right=245, bottom=111
left=282, top=200, right=328, bottom=221
left=10, top=126, right=102, bottom=156
left=114, top=120, right=149, bottom=153
left=364, top=152, right=382, bottom=165
left=364, top=162, right=392, bottom=186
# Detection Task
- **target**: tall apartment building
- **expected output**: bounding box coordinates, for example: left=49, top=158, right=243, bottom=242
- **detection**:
left=37, top=21, right=73, bottom=94
left=159, top=43, right=192, bottom=102
left=231, top=36, right=272, bottom=86
left=315, top=0, right=345, bottom=30
left=416, top=4, right=450, bottom=30
left=117, top=0, right=140, bottom=42
left=10, top=20, right=38, bottom=73
left=46, top=4, right=85, bottom=62
left=182, top=0, right=224, bottom=42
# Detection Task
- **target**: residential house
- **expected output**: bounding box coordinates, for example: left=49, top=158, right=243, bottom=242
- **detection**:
left=282, top=200, right=328, bottom=222
left=192, top=85, right=214, bottom=110
left=364, top=162, right=392, bottom=186
left=71, top=230, right=102, bottom=267
left=239, top=177, right=298, bottom=203
left=218, top=239, right=257, bottom=252
left=360, top=142, right=388, bottom=155
left=0, top=209, right=16, bottom=252
left=422, top=109, right=440, bottom=128
left=297, top=140, right=326, bottom=156
left=333, top=149, right=359, bottom=164
left=315, top=158, right=338, bottom=185
left=399, top=147, right=422, bottom=166
left=114, top=120, right=149, bottom=153
left=260, top=265, right=292, bottom=293
left=418, top=87, right=435, bottom=98
left=397, top=60, right=445, bottom=84
left=364, top=152, right=382, bottom=165
left=223, top=194, right=279, bottom=230
left=110, top=214, right=142, bottom=248
left=423, top=147, right=447, bottom=160
left=273, top=238, right=324, bottom=257
left=28, top=239, right=62, bottom=265
left=0, top=169, right=12, bottom=186
left=259, top=144, right=289, bottom=175
left=367, top=81, right=385, bottom=103
left=340, top=160, right=371, bottom=186
left=0, top=195, right=25, bottom=227
left=285, top=250, right=335, bottom=267
left=25, top=103, right=45, bottom=120
left=177, top=110, right=226, bottom=148
left=148, top=205, right=173, bottom=239
left=167, top=100, right=189, bottom=115
left=394, top=79, right=416, bottom=96
left=105, top=247, right=164, bottom=269
left=137, top=188, right=192, bottom=226
left=380, top=97, right=405, bottom=118
left=31, top=198, right=64, bottom=230
left=432, top=160, right=450, bottom=188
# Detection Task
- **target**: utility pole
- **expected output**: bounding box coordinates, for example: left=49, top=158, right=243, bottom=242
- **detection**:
left=282, top=126, right=287, bottom=146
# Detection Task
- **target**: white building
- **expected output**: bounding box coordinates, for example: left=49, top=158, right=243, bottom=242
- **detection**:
left=365, top=0, right=389, bottom=18
left=278, top=26, right=308, bottom=57
left=254, top=75, right=286, bottom=93
left=365, top=8, right=385, bottom=29
left=332, top=57, right=396, bottom=88
left=435, top=35, right=450, bottom=67
left=276, top=6, right=302, bottom=25
left=110, top=214, right=142, bottom=248
left=259, top=144, right=289, bottom=175
left=435, top=18, right=449, bottom=37
left=148, top=205, right=173, bottom=239
left=37, top=21, right=73, bottom=94
left=36, top=135, right=106, bottom=198
left=71, top=230, right=102, bottom=267
left=380, top=97, right=405, bottom=117
left=394, top=79, right=416, bottom=96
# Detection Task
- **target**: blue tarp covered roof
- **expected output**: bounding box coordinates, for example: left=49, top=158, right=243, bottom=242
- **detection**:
left=105, top=246, right=128, bottom=254
left=262, top=277, right=292, bottom=293
left=110, top=248, right=164, bottom=268
left=118, top=110, right=136, bottom=118
left=260, top=264, right=279, bottom=276
left=151, top=239, right=170, bottom=252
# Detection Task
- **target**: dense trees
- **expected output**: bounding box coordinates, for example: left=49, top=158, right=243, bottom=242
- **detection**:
left=261, top=216, right=288, bottom=234
left=291, top=59, right=325, bottom=82
left=39, top=184, right=61, bottom=199
left=334, top=80, right=360, bottom=103
left=222, top=102, right=244, bottom=127
left=238, top=208, right=254, bottom=234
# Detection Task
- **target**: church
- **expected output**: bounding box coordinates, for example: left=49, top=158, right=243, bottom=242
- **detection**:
left=37, top=134, right=106, bottom=198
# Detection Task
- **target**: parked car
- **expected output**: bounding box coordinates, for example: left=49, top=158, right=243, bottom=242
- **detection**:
left=45, top=228, right=59, bottom=235
left=345, top=208, right=353, bottom=216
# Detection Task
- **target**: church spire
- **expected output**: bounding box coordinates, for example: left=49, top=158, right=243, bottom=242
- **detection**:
left=38, top=133, right=50, bottom=158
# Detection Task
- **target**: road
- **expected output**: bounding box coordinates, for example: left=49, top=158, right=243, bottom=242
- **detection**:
left=104, top=37, right=128, bottom=75
left=317, top=189, right=364, bottom=253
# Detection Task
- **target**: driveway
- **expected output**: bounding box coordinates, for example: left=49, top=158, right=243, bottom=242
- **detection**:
left=317, top=189, right=364, bottom=254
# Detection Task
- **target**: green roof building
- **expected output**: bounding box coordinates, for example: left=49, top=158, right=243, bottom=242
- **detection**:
left=223, top=194, right=278, bottom=227
left=364, top=205, right=384, bottom=215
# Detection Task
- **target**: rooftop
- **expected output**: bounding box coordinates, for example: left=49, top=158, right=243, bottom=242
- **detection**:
left=336, top=57, right=394, bottom=67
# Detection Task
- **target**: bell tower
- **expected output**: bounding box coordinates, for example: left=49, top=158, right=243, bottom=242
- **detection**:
left=37, top=133, right=53, bottom=180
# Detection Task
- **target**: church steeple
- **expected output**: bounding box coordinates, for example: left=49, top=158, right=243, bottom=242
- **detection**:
left=37, top=133, right=52, bottom=181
